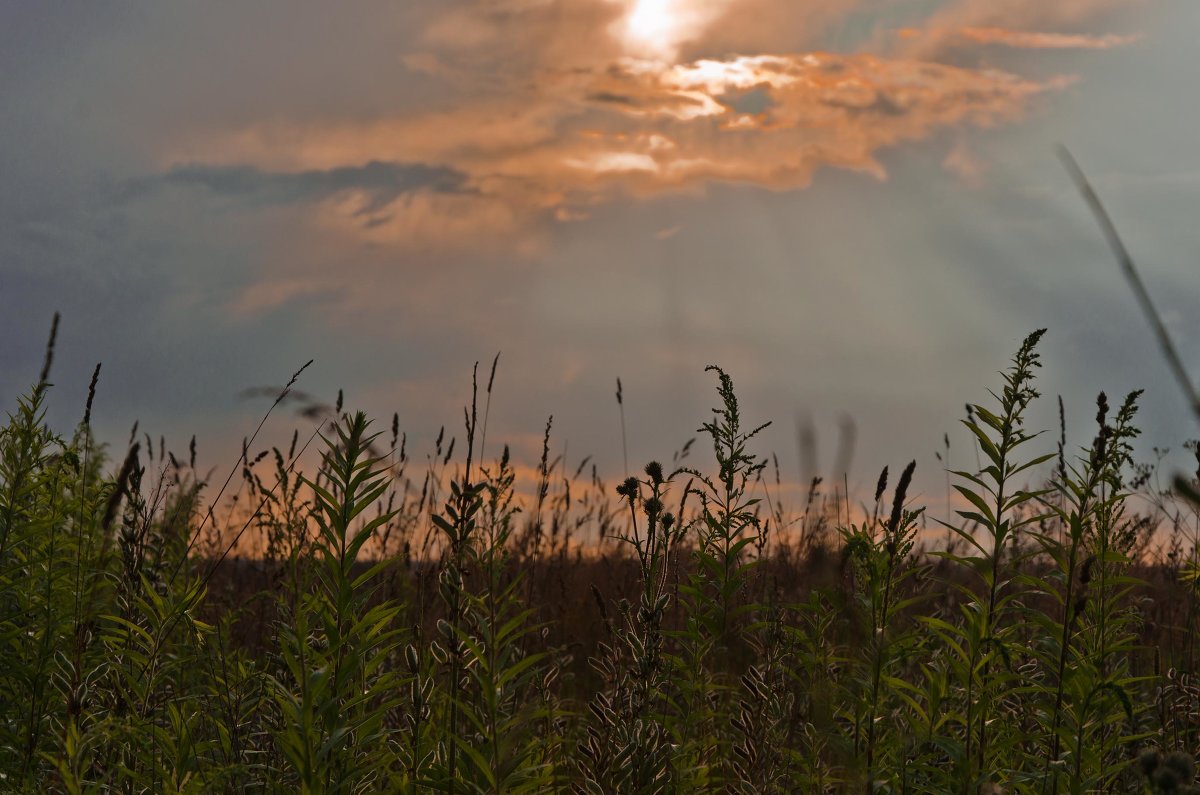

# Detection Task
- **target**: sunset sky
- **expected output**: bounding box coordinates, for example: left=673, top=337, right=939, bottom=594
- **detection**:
left=2, top=1, right=1198, bottom=512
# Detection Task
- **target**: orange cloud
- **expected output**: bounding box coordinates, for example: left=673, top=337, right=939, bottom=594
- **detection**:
left=904, top=0, right=1141, bottom=58
left=165, top=52, right=1054, bottom=249
left=958, top=26, right=1139, bottom=49
left=145, top=0, right=1138, bottom=252
left=571, top=52, right=1054, bottom=191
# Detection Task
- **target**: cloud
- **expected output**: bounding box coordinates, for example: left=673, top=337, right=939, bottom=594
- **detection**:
left=683, top=0, right=866, bottom=56
left=942, top=138, right=987, bottom=187
left=568, top=52, right=1055, bottom=191
left=904, top=0, right=1141, bottom=58
left=143, top=0, right=1136, bottom=252
left=957, top=27, right=1140, bottom=49
left=127, top=161, right=466, bottom=212
left=228, top=278, right=332, bottom=316
left=167, top=53, right=1055, bottom=247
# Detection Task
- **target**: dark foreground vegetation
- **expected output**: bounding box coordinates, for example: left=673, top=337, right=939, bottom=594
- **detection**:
left=4, top=326, right=1200, bottom=794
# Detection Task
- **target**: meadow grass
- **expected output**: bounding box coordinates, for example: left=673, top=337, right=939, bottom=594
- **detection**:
left=3, top=322, right=1200, bottom=794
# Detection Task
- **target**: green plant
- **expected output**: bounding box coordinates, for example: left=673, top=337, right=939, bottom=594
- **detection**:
left=922, top=329, right=1055, bottom=790
left=4, top=317, right=1198, bottom=795
left=577, top=461, right=686, bottom=794
left=270, top=411, right=403, bottom=793
left=839, top=461, right=925, bottom=789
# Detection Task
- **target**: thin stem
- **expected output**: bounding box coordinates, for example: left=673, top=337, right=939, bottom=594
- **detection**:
left=1058, top=147, right=1200, bottom=420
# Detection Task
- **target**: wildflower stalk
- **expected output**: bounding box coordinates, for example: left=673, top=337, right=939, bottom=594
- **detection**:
left=676, top=366, right=770, bottom=786
left=577, top=462, right=684, bottom=793
left=859, top=462, right=921, bottom=789
left=271, top=411, right=402, bottom=793
left=926, top=330, right=1054, bottom=789
left=1037, top=390, right=1143, bottom=793
left=429, top=364, right=484, bottom=793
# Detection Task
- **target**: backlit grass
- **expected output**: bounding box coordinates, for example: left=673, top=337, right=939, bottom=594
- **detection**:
left=3, top=326, right=1200, bottom=793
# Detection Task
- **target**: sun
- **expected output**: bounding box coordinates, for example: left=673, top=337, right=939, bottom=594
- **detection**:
left=617, top=0, right=729, bottom=61
left=620, top=0, right=688, bottom=60
left=627, top=0, right=675, bottom=45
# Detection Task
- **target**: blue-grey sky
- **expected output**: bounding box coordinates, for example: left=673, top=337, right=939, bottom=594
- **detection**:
left=2, top=1, right=1197, bottom=514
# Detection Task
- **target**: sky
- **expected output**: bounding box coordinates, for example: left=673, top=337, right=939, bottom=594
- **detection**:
left=2, top=1, right=1198, bottom=518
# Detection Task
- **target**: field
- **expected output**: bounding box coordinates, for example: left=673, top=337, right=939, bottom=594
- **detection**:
left=5, top=1, right=1196, bottom=792
left=2, top=323, right=1200, bottom=794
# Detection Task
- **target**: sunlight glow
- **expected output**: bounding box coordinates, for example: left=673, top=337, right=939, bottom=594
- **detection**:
left=668, top=56, right=799, bottom=92
left=568, top=151, right=660, bottom=174
left=627, top=0, right=677, bottom=50
left=616, top=0, right=723, bottom=61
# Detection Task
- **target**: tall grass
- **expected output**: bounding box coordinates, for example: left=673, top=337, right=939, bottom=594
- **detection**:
left=3, top=325, right=1200, bottom=794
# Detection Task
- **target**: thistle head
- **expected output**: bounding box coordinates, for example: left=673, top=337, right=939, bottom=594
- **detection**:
left=616, top=476, right=640, bottom=506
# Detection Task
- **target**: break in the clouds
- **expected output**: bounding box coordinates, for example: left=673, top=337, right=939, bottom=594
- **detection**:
left=153, top=0, right=1139, bottom=253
